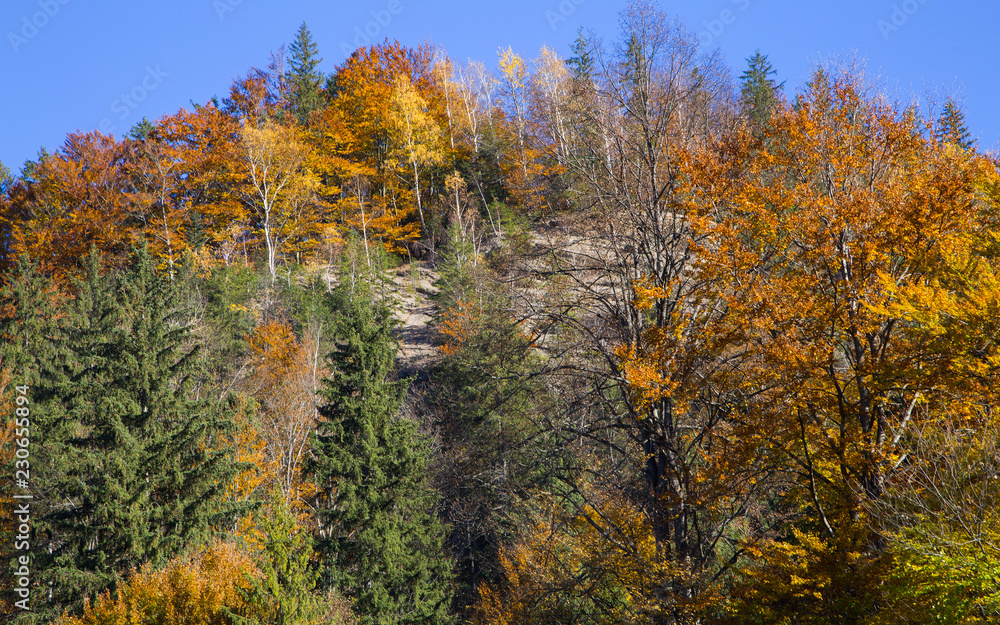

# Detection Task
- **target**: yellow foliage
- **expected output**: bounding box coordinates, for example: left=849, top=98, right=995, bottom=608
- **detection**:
left=472, top=488, right=704, bottom=625
left=58, top=541, right=258, bottom=625
left=438, top=299, right=482, bottom=356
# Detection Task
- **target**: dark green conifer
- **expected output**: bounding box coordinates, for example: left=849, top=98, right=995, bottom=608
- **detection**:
left=286, top=22, right=325, bottom=124
left=311, top=287, right=453, bottom=625
left=566, top=27, right=595, bottom=87
left=936, top=97, right=976, bottom=150
left=740, top=50, right=782, bottom=131
left=232, top=491, right=327, bottom=625
left=27, top=246, right=247, bottom=617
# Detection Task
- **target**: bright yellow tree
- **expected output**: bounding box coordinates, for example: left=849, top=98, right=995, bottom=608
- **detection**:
left=240, top=121, right=322, bottom=281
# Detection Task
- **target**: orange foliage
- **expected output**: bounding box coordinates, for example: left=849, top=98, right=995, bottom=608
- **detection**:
left=438, top=299, right=483, bottom=356
left=472, top=488, right=701, bottom=625
left=57, top=541, right=258, bottom=625
left=219, top=394, right=274, bottom=539
left=3, top=132, right=133, bottom=276
left=243, top=320, right=322, bottom=514
left=327, top=42, right=449, bottom=248
left=152, top=103, right=246, bottom=253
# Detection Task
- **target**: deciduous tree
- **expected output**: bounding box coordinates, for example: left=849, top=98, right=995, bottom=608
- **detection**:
left=240, top=121, right=322, bottom=281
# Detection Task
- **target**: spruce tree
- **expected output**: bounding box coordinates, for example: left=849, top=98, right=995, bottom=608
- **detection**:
left=936, top=97, right=976, bottom=150
left=28, top=247, right=246, bottom=617
left=0, top=257, right=60, bottom=383
left=286, top=22, right=325, bottom=124
left=740, top=50, right=782, bottom=131
left=311, top=287, right=453, bottom=625
left=566, top=27, right=595, bottom=87
left=233, top=491, right=327, bottom=625
left=0, top=159, right=12, bottom=196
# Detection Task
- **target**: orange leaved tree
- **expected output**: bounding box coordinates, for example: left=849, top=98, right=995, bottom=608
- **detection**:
left=686, top=69, right=1000, bottom=621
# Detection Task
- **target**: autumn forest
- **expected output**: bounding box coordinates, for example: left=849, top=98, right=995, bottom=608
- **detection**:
left=3, top=1, right=1000, bottom=623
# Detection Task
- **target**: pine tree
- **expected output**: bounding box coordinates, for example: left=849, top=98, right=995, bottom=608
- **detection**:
left=28, top=246, right=247, bottom=618
left=286, top=22, right=325, bottom=124
left=936, top=97, right=976, bottom=150
left=566, top=27, right=594, bottom=87
left=740, top=50, right=782, bottom=131
left=310, top=287, right=453, bottom=625
left=233, top=491, right=328, bottom=625
left=0, top=159, right=12, bottom=196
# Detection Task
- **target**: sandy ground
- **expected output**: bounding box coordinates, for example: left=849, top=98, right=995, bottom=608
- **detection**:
left=390, top=262, right=441, bottom=377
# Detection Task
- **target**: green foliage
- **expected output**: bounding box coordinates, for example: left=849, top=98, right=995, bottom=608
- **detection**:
left=186, top=211, right=209, bottom=253
left=193, top=263, right=260, bottom=378
left=0, top=257, right=61, bottom=384
left=430, top=300, right=563, bottom=607
left=566, top=27, right=595, bottom=85
left=27, top=246, right=248, bottom=618
left=336, top=231, right=396, bottom=302
left=310, top=286, right=454, bottom=625
left=436, top=219, right=479, bottom=308
left=881, top=545, right=1000, bottom=624
left=127, top=117, right=154, bottom=141
left=0, top=159, right=12, bottom=196
left=286, top=22, right=325, bottom=124
left=740, top=50, right=782, bottom=131
left=232, top=491, right=333, bottom=625
left=936, top=97, right=976, bottom=150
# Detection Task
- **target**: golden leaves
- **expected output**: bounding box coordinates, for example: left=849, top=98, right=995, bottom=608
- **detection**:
left=58, top=541, right=258, bottom=625
left=472, top=488, right=689, bottom=625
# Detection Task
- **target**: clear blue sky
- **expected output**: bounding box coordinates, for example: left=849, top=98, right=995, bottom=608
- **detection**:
left=2, top=0, right=997, bottom=173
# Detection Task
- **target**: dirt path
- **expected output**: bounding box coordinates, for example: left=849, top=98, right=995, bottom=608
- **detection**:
left=391, top=262, right=440, bottom=378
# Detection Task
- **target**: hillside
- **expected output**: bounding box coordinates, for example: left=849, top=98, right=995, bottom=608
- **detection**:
left=2, top=4, right=1000, bottom=625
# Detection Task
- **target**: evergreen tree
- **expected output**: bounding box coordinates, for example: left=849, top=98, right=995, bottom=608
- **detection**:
left=0, top=159, right=12, bottom=196
left=286, top=22, right=325, bottom=124
left=566, top=27, right=595, bottom=87
left=27, top=246, right=247, bottom=618
left=127, top=117, right=154, bottom=141
left=0, top=160, right=15, bottom=270
left=0, top=259, right=62, bottom=622
left=310, top=287, right=453, bottom=625
left=233, top=491, right=329, bottom=625
left=740, top=50, right=782, bottom=131
left=0, top=257, right=60, bottom=382
left=936, top=97, right=976, bottom=150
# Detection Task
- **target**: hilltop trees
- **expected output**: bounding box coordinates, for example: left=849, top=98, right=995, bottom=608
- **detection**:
left=1, top=132, right=133, bottom=276
left=286, top=22, right=325, bottom=124
left=239, top=120, right=322, bottom=282
left=688, top=69, right=1000, bottom=622
left=739, top=50, right=782, bottom=131
left=510, top=1, right=743, bottom=613
left=936, top=96, right=976, bottom=150
left=4, top=8, right=1000, bottom=625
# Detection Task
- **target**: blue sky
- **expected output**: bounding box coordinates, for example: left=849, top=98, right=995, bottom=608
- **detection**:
left=2, top=0, right=997, bottom=173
